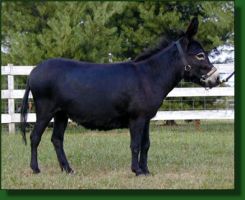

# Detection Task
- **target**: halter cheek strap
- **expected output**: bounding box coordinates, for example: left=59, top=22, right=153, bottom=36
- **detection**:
left=175, top=40, right=192, bottom=72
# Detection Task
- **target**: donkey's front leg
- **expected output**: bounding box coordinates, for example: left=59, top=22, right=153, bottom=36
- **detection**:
left=139, top=121, right=150, bottom=175
left=129, top=117, right=146, bottom=176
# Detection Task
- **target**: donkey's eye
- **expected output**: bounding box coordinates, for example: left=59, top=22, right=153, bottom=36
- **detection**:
left=195, top=52, right=205, bottom=60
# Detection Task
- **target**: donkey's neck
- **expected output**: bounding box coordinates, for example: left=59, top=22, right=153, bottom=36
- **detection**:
left=135, top=45, right=184, bottom=97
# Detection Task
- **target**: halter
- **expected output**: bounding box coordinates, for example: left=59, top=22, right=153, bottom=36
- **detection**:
left=175, top=39, right=217, bottom=82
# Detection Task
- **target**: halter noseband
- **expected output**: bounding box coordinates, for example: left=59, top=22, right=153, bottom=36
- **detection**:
left=175, top=39, right=217, bottom=82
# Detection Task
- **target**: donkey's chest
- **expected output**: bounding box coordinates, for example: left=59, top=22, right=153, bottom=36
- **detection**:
left=129, top=90, right=164, bottom=118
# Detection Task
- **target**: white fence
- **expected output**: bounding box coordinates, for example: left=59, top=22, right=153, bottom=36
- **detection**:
left=1, top=64, right=234, bottom=133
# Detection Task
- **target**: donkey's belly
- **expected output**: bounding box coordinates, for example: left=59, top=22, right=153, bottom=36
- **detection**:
left=67, top=113, right=129, bottom=131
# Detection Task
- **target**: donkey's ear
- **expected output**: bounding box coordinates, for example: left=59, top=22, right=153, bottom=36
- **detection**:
left=185, top=17, right=199, bottom=39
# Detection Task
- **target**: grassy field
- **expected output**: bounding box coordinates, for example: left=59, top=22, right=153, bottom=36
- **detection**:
left=1, top=120, right=234, bottom=189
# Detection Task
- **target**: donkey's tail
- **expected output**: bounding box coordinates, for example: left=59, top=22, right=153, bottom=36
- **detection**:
left=20, top=78, right=30, bottom=145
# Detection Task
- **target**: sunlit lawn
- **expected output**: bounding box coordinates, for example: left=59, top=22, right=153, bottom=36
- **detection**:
left=1, top=120, right=234, bottom=189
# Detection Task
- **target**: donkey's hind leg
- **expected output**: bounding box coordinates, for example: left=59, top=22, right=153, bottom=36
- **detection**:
left=30, top=116, right=52, bottom=173
left=51, top=111, right=73, bottom=173
left=30, top=99, right=54, bottom=174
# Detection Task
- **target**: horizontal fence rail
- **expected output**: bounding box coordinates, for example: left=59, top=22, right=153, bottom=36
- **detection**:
left=1, top=87, right=234, bottom=99
left=1, top=63, right=235, bottom=75
left=1, top=64, right=234, bottom=133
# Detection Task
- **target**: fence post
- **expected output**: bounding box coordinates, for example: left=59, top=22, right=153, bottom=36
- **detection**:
left=7, top=64, right=15, bottom=133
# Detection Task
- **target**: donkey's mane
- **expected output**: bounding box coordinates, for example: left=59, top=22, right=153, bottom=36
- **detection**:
left=133, top=31, right=185, bottom=62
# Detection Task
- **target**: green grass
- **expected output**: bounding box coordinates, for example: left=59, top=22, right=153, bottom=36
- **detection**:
left=1, top=120, right=234, bottom=189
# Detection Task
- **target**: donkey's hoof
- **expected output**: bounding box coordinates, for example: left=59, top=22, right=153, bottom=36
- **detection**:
left=135, top=169, right=144, bottom=176
left=65, top=167, right=74, bottom=174
left=69, top=170, right=75, bottom=175
left=68, top=169, right=75, bottom=175
left=32, top=168, right=40, bottom=174
left=136, top=168, right=151, bottom=176
left=142, top=169, right=151, bottom=176
left=143, top=172, right=151, bottom=176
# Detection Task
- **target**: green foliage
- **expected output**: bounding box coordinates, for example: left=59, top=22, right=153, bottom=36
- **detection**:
left=2, top=1, right=234, bottom=65
left=2, top=2, right=126, bottom=64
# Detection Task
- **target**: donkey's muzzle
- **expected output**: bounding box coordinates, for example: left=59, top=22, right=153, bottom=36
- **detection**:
left=200, top=67, right=221, bottom=88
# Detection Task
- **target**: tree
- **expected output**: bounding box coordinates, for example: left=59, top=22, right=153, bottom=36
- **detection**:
left=2, top=2, right=126, bottom=65
left=107, top=1, right=234, bottom=59
left=2, top=1, right=234, bottom=65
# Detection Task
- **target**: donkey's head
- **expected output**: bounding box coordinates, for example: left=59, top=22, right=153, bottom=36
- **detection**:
left=177, top=17, right=221, bottom=88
